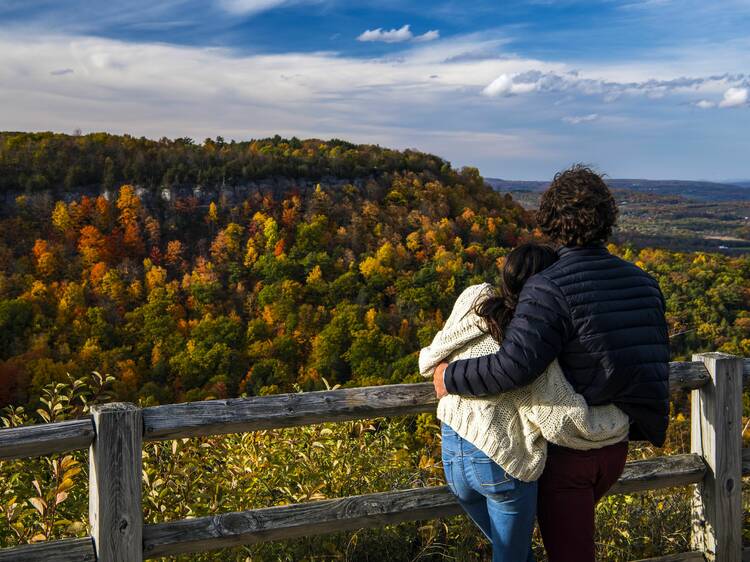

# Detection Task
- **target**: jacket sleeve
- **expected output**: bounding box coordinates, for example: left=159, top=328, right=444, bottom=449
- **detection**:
left=443, top=273, right=572, bottom=396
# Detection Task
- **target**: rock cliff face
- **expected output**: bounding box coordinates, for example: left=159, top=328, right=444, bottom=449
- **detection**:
left=1, top=176, right=374, bottom=216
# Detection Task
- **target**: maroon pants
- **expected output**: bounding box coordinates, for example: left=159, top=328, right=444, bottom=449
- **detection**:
left=537, top=441, right=628, bottom=562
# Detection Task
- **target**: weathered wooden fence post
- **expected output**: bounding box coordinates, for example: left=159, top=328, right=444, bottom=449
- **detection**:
left=89, top=403, right=143, bottom=562
left=690, top=352, right=743, bottom=562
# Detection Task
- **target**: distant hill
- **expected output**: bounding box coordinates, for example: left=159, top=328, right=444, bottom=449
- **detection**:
left=0, top=131, right=452, bottom=197
left=484, top=179, right=548, bottom=192
left=486, top=177, right=750, bottom=201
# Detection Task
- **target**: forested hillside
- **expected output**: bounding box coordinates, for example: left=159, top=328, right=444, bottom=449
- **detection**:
left=0, top=132, right=535, bottom=407
left=0, top=132, right=749, bottom=410
left=0, top=131, right=453, bottom=194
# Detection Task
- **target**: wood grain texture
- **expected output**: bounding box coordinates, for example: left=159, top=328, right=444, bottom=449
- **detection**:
left=89, top=403, right=143, bottom=562
left=630, top=553, right=705, bottom=562
left=669, top=361, right=712, bottom=392
left=0, top=418, right=94, bottom=460
left=607, top=454, right=706, bottom=496
left=142, top=382, right=438, bottom=440
left=142, top=453, right=706, bottom=558
left=142, top=359, right=736, bottom=441
left=0, top=537, right=96, bottom=562
left=3, top=359, right=746, bottom=448
left=143, top=486, right=463, bottom=558
left=690, top=353, right=743, bottom=562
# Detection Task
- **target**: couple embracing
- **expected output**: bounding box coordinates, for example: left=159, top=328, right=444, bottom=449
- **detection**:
left=420, top=165, right=670, bottom=561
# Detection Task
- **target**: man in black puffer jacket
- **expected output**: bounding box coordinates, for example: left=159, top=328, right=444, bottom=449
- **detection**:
left=433, top=165, right=669, bottom=562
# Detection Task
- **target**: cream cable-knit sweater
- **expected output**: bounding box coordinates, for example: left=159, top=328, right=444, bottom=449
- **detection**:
left=420, top=283, right=630, bottom=482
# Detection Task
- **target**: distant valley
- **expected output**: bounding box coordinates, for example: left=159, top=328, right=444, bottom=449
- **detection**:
left=486, top=178, right=750, bottom=201
left=486, top=177, right=750, bottom=254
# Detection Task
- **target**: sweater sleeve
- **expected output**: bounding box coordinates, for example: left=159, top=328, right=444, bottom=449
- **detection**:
left=418, top=284, right=492, bottom=378
left=443, top=274, right=572, bottom=396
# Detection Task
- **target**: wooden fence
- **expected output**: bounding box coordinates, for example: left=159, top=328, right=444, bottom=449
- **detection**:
left=1, top=352, right=748, bottom=561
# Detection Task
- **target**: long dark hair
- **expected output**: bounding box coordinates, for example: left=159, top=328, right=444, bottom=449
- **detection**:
left=473, top=243, right=558, bottom=344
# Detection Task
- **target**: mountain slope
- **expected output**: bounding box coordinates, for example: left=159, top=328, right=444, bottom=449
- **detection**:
left=0, top=132, right=531, bottom=406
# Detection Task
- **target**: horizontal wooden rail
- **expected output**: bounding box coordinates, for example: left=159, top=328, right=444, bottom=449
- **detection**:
left=631, top=553, right=705, bottom=562
left=143, top=359, right=750, bottom=441
left=0, top=457, right=744, bottom=561
left=607, top=453, right=707, bottom=495
left=142, top=453, right=706, bottom=558
left=0, top=537, right=95, bottom=562
left=1, top=359, right=747, bottom=453
left=634, top=548, right=748, bottom=562
left=142, top=382, right=437, bottom=441
left=0, top=418, right=94, bottom=461
left=143, top=486, right=462, bottom=557
left=140, top=361, right=713, bottom=442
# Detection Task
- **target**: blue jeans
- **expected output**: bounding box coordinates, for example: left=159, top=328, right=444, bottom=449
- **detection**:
left=441, top=423, right=537, bottom=562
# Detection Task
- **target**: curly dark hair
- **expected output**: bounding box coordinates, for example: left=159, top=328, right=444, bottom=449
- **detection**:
left=537, top=164, right=618, bottom=246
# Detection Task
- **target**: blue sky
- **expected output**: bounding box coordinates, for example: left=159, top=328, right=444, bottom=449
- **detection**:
left=1, top=0, right=748, bottom=180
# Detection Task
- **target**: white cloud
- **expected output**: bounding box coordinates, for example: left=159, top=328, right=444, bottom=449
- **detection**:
left=89, top=52, right=124, bottom=70
left=0, top=32, right=555, bottom=135
left=4, top=30, right=745, bottom=137
left=218, top=0, right=294, bottom=15
left=357, top=25, right=413, bottom=43
left=414, top=30, right=440, bottom=43
left=562, top=113, right=599, bottom=124
left=481, top=69, right=749, bottom=103
left=482, top=73, right=539, bottom=97
left=692, top=88, right=748, bottom=109
left=718, top=86, right=748, bottom=108
left=694, top=99, right=715, bottom=109
left=356, top=25, right=439, bottom=44
left=619, top=0, right=673, bottom=9
left=482, top=74, right=513, bottom=96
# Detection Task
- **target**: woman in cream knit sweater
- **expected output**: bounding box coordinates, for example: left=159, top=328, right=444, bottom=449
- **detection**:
left=419, top=243, right=629, bottom=561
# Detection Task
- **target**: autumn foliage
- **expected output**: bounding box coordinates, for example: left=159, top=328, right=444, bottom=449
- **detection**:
left=0, top=132, right=747, bottom=412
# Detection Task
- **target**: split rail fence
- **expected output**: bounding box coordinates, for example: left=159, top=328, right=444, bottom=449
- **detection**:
left=0, top=352, right=748, bottom=561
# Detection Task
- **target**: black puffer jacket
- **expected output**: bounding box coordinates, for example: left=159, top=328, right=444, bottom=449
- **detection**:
left=444, top=244, right=670, bottom=446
